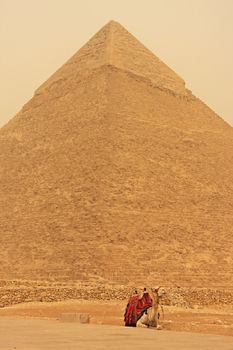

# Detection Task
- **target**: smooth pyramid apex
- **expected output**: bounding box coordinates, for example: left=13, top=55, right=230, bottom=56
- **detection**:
left=102, top=20, right=127, bottom=30
left=104, top=19, right=122, bottom=26
left=36, top=20, right=187, bottom=96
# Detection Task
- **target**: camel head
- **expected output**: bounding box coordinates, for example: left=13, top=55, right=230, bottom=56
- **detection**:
left=150, top=286, right=166, bottom=302
left=152, top=286, right=165, bottom=295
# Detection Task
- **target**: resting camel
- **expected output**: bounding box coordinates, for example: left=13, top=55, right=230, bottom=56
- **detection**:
left=136, top=287, right=163, bottom=328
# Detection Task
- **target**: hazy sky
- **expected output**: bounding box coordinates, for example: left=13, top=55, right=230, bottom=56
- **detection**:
left=0, top=0, right=233, bottom=127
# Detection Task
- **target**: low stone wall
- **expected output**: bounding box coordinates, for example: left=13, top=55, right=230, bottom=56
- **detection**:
left=163, top=287, right=233, bottom=307
left=0, top=281, right=233, bottom=308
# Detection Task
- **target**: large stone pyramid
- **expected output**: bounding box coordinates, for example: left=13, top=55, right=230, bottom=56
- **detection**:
left=1, top=21, right=233, bottom=288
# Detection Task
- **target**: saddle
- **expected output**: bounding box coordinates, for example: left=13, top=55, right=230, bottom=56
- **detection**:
left=124, top=292, right=153, bottom=327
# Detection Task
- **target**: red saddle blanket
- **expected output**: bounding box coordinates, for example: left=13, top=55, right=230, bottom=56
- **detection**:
left=124, top=292, right=153, bottom=327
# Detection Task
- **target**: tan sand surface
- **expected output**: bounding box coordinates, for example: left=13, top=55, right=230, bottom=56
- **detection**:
left=0, top=300, right=233, bottom=337
left=1, top=316, right=233, bottom=350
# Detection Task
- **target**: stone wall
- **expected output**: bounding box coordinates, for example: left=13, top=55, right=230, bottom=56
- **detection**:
left=0, top=281, right=232, bottom=308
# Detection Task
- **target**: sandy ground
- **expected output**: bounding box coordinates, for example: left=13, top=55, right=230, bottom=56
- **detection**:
left=0, top=299, right=233, bottom=338
left=1, top=316, right=233, bottom=350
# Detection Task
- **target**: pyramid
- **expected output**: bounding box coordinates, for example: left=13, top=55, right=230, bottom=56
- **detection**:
left=1, top=21, right=233, bottom=289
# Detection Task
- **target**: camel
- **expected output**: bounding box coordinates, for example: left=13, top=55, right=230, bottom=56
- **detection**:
left=136, top=287, right=163, bottom=328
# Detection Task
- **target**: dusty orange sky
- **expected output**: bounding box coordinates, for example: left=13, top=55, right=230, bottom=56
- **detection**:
left=0, top=0, right=232, bottom=127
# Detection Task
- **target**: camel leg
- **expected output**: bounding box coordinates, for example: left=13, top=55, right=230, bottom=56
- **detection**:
left=149, top=316, right=158, bottom=328
left=136, top=316, right=149, bottom=328
left=136, top=320, right=148, bottom=328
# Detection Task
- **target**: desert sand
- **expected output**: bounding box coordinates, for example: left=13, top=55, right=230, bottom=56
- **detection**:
left=1, top=308, right=233, bottom=350
left=1, top=299, right=233, bottom=337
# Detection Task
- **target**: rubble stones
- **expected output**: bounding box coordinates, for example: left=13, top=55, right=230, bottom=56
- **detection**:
left=0, top=281, right=233, bottom=308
